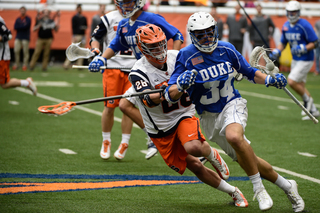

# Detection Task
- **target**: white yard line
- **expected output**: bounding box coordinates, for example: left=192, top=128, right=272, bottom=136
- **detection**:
left=15, top=87, right=320, bottom=184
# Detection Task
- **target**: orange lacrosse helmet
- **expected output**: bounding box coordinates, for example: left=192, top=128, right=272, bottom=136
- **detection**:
left=135, top=24, right=167, bottom=65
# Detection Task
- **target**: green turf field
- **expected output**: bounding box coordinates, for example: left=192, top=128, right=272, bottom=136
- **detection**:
left=1, top=66, right=320, bottom=212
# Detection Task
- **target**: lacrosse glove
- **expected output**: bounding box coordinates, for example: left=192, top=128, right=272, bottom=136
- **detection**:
left=88, top=56, right=106, bottom=74
left=265, top=73, right=287, bottom=89
left=269, top=49, right=281, bottom=61
left=91, top=48, right=101, bottom=57
left=176, top=69, right=198, bottom=92
left=291, top=44, right=307, bottom=56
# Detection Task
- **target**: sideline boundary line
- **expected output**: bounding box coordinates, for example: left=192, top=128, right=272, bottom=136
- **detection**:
left=15, top=87, right=320, bottom=184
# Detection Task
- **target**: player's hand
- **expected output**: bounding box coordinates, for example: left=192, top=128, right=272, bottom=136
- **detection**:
left=88, top=56, right=106, bottom=74
left=91, top=48, right=101, bottom=57
left=265, top=73, right=287, bottom=89
left=159, top=82, right=168, bottom=101
left=269, top=49, right=281, bottom=61
left=176, top=69, right=198, bottom=92
left=291, top=44, right=307, bottom=56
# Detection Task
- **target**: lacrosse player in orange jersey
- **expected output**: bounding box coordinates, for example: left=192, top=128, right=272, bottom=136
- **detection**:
left=0, top=16, right=37, bottom=95
left=126, top=24, right=248, bottom=208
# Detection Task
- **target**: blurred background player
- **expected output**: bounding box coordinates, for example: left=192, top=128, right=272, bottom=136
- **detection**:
left=269, top=0, right=319, bottom=121
left=63, top=4, right=87, bottom=69
left=249, top=3, right=275, bottom=49
left=91, top=4, right=106, bottom=36
left=90, top=7, right=137, bottom=160
left=127, top=25, right=249, bottom=209
left=314, top=19, right=320, bottom=76
left=166, top=12, right=304, bottom=212
left=13, top=6, right=31, bottom=71
left=88, top=0, right=184, bottom=160
left=0, top=16, right=37, bottom=95
left=29, top=8, right=59, bottom=71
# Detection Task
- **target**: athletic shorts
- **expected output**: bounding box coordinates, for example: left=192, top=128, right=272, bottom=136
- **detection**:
left=288, top=60, right=314, bottom=83
left=0, top=60, right=10, bottom=84
left=150, top=116, right=206, bottom=175
left=124, top=86, right=138, bottom=106
left=199, top=97, right=251, bottom=161
left=102, top=69, right=131, bottom=108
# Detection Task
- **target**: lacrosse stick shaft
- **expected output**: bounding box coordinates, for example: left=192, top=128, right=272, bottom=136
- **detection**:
left=74, top=89, right=164, bottom=105
left=72, top=65, right=132, bottom=70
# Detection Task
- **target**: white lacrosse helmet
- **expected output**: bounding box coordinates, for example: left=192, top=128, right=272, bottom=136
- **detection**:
left=286, top=0, right=301, bottom=23
left=114, top=0, right=146, bottom=18
left=187, top=12, right=218, bottom=53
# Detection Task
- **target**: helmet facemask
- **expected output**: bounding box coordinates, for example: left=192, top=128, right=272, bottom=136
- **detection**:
left=286, top=0, right=301, bottom=24
left=115, top=0, right=146, bottom=18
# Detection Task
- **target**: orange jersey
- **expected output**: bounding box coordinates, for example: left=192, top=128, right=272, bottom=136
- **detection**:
left=102, top=69, right=131, bottom=108
left=0, top=60, right=10, bottom=84
left=150, top=116, right=206, bottom=175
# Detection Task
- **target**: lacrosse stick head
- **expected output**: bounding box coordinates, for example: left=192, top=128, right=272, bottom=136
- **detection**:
left=66, top=43, right=95, bottom=61
left=38, top=102, right=77, bottom=116
left=249, top=46, right=279, bottom=76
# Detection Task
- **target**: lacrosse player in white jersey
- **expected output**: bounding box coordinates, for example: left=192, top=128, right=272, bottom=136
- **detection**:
left=165, top=12, right=304, bottom=212
left=269, top=0, right=319, bottom=120
left=128, top=24, right=250, bottom=208
left=90, top=9, right=138, bottom=161
left=89, top=0, right=185, bottom=160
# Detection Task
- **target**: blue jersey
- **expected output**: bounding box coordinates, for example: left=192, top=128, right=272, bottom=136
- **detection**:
left=168, top=41, right=257, bottom=115
left=280, top=18, right=318, bottom=61
left=109, top=11, right=183, bottom=59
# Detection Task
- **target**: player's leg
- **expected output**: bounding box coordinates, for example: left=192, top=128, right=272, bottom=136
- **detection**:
left=29, top=39, right=44, bottom=70
left=13, top=39, right=21, bottom=70
left=119, top=90, right=158, bottom=159
left=41, top=38, right=52, bottom=71
left=22, top=39, right=30, bottom=70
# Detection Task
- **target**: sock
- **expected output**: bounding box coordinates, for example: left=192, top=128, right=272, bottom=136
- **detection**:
left=206, top=147, right=215, bottom=162
left=121, top=133, right=131, bottom=145
left=20, top=80, right=29, bottom=87
left=274, top=174, right=292, bottom=192
left=216, top=179, right=236, bottom=194
left=311, top=103, right=317, bottom=112
left=142, top=128, right=148, bottom=135
left=249, top=172, right=264, bottom=192
left=302, top=93, right=309, bottom=102
left=102, top=132, right=111, bottom=142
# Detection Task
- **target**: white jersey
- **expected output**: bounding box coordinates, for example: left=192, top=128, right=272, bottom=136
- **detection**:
left=92, top=10, right=136, bottom=72
left=128, top=50, right=195, bottom=137
left=0, top=16, right=11, bottom=61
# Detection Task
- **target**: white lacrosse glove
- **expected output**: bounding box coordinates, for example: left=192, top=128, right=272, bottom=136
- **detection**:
left=265, top=73, right=287, bottom=89
left=88, top=56, right=106, bottom=74
left=176, top=69, right=198, bottom=92
left=291, top=44, right=307, bottom=56
left=269, top=49, right=281, bottom=61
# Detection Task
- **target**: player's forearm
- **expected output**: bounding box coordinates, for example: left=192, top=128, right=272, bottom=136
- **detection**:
left=172, top=40, right=182, bottom=50
left=254, top=70, right=268, bottom=85
left=306, top=42, right=315, bottom=51
left=168, top=85, right=183, bottom=100
left=91, top=40, right=100, bottom=49
left=101, top=48, right=115, bottom=60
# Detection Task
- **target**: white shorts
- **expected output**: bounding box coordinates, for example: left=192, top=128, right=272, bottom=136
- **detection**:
left=124, top=86, right=138, bottom=106
left=199, top=97, right=251, bottom=161
left=288, top=60, right=314, bottom=83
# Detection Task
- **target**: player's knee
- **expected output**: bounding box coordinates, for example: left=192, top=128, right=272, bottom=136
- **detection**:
left=287, top=78, right=296, bottom=87
left=119, top=99, right=131, bottom=113
left=226, top=134, right=245, bottom=150
left=184, top=141, right=202, bottom=156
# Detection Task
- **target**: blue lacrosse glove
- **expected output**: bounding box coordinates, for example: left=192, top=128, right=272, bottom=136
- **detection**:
left=176, top=69, right=198, bottom=92
left=265, top=73, right=287, bottom=89
left=88, top=55, right=106, bottom=74
left=291, top=44, right=307, bottom=56
left=269, top=49, right=281, bottom=61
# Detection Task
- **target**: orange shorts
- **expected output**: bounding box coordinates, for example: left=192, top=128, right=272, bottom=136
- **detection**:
left=102, top=69, right=131, bottom=108
left=0, top=60, right=10, bottom=84
left=151, top=116, right=206, bottom=175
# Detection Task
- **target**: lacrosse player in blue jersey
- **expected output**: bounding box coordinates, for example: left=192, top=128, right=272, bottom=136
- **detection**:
left=88, top=0, right=184, bottom=160
left=269, top=0, right=319, bottom=120
left=165, top=12, right=304, bottom=212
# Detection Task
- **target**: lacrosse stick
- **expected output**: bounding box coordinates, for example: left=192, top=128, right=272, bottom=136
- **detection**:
left=72, top=65, right=132, bottom=70
left=66, top=42, right=135, bottom=61
left=249, top=46, right=318, bottom=124
left=38, top=89, right=164, bottom=116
